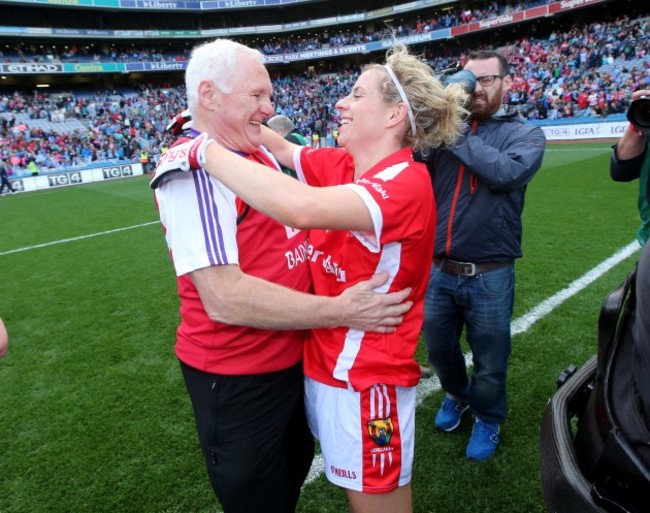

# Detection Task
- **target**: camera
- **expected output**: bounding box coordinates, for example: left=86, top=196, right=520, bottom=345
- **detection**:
left=627, top=96, right=650, bottom=131
left=435, top=63, right=477, bottom=94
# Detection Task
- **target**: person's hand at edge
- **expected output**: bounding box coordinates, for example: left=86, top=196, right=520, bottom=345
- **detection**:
left=166, top=109, right=192, bottom=135
left=150, top=132, right=215, bottom=189
left=0, top=318, right=8, bottom=358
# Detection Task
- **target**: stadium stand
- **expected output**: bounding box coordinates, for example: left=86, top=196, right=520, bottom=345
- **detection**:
left=0, top=0, right=648, bottom=177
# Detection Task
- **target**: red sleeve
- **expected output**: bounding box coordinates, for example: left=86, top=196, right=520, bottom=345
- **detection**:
left=297, top=147, right=354, bottom=187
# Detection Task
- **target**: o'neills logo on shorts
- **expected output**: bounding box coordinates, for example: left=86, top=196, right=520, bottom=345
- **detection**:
left=330, top=466, right=357, bottom=480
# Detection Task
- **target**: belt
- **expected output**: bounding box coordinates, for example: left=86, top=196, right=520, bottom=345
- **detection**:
left=433, top=257, right=512, bottom=277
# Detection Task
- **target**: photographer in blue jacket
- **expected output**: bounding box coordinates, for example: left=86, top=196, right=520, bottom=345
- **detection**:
left=418, top=50, right=546, bottom=461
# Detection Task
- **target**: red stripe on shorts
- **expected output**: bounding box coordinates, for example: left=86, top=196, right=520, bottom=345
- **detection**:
left=360, top=383, right=402, bottom=493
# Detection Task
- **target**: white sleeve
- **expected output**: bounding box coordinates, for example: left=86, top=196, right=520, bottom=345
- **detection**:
left=154, top=168, right=239, bottom=276
left=293, top=146, right=308, bottom=184
left=344, top=183, right=383, bottom=254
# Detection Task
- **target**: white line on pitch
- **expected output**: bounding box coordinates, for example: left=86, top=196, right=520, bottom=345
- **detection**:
left=511, top=241, right=640, bottom=335
left=0, top=221, right=159, bottom=257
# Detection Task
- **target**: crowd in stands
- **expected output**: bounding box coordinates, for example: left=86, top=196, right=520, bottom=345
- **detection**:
left=0, top=84, right=183, bottom=173
left=0, top=10, right=649, bottom=175
left=503, top=14, right=649, bottom=119
left=0, top=0, right=577, bottom=63
left=1, top=43, right=183, bottom=65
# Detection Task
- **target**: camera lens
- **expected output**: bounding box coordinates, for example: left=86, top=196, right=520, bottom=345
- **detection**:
left=441, top=70, right=477, bottom=94
left=627, top=97, right=650, bottom=131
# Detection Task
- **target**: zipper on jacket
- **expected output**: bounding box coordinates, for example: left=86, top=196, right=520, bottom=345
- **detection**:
left=445, top=120, right=478, bottom=255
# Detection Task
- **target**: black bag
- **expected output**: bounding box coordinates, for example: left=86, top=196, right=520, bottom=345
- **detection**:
left=576, top=264, right=650, bottom=513
left=540, top=257, right=650, bottom=513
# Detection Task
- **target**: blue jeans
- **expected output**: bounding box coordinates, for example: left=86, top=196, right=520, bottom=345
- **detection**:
left=423, top=263, right=515, bottom=424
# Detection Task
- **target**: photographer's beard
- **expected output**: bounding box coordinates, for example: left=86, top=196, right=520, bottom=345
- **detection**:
left=469, top=84, right=504, bottom=122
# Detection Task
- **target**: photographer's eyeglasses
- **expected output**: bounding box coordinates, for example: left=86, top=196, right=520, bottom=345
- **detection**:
left=476, top=75, right=505, bottom=87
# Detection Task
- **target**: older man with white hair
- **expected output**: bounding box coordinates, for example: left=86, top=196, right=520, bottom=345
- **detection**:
left=152, top=38, right=412, bottom=513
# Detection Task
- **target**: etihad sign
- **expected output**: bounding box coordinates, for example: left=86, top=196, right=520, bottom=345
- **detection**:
left=2, top=63, right=63, bottom=74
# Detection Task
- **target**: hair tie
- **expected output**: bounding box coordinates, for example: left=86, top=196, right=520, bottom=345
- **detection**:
left=384, top=65, right=417, bottom=136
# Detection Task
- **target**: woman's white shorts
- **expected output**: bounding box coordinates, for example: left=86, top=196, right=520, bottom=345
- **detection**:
left=304, top=377, right=416, bottom=493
